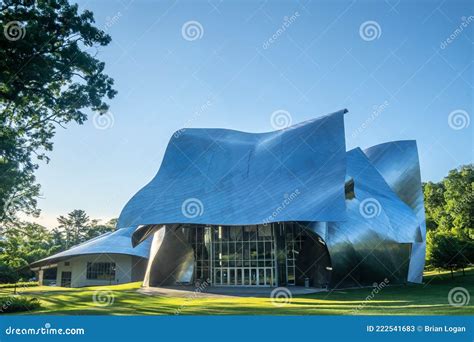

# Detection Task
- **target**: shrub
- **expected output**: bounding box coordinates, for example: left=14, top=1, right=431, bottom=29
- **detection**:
left=0, top=282, right=39, bottom=289
left=0, top=296, right=41, bottom=313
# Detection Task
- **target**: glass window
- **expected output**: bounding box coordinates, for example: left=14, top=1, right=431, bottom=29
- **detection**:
left=86, top=262, right=115, bottom=280
left=243, top=226, right=257, bottom=240
left=235, top=242, right=243, bottom=260
left=222, top=242, right=228, bottom=258
left=258, top=225, right=272, bottom=240
left=287, top=266, right=295, bottom=285
left=222, top=269, right=228, bottom=285
left=251, top=269, right=257, bottom=285
left=244, top=242, right=250, bottom=261
left=214, top=242, right=221, bottom=259
left=236, top=269, right=242, bottom=285
left=265, top=242, right=272, bottom=259
left=230, top=226, right=242, bottom=241
left=265, top=268, right=272, bottom=286
left=229, top=242, right=235, bottom=259
left=244, top=269, right=250, bottom=285
left=250, top=242, right=257, bottom=259
left=258, top=269, right=264, bottom=285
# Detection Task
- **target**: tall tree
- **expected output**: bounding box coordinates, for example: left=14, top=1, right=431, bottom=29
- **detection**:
left=443, top=165, right=473, bottom=238
left=423, top=181, right=449, bottom=231
left=423, top=164, right=473, bottom=238
left=424, top=164, right=474, bottom=270
left=0, top=0, right=117, bottom=222
left=57, top=209, right=89, bottom=248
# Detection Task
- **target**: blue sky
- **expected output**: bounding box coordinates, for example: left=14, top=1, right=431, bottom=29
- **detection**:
left=30, top=0, right=473, bottom=227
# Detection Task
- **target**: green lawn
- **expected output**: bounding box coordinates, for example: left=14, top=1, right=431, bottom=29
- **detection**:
left=1, top=268, right=472, bottom=315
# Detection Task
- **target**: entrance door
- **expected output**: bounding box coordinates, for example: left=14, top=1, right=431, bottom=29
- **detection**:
left=61, top=271, right=72, bottom=287
left=209, top=225, right=276, bottom=287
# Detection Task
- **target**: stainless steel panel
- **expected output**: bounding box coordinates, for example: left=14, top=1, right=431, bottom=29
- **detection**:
left=305, top=147, right=422, bottom=288
left=143, top=225, right=194, bottom=286
left=364, top=141, right=426, bottom=283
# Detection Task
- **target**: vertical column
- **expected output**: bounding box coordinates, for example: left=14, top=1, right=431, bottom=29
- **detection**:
left=37, top=269, right=44, bottom=286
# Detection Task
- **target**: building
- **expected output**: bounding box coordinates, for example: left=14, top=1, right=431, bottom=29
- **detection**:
left=117, top=109, right=426, bottom=289
left=30, top=226, right=151, bottom=287
left=31, top=109, right=426, bottom=289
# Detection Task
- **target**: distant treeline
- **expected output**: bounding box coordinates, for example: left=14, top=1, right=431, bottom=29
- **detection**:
left=423, top=164, right=473, bottom=271
left=0, top=210, right=115, bottom=283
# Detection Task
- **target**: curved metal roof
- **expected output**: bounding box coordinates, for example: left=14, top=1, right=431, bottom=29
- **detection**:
left=30, top=226, right=152, bottom=267
left=117, top=109, right=348, bottom=228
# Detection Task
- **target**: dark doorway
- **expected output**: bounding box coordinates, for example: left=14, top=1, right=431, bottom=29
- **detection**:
left=61, top=271, right=72, bottom=287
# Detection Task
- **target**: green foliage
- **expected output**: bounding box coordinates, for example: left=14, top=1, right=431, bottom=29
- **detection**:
left=53, top=209, right=115, bottom=250
left=443, top=165, right=474, bottom=237
left=0, top=0, right=116, bottom=222
left=423, top=164, right=473, bottom=269
left=56, top=209, right=90, bottom=249
left=0, top=281, right=38, bottom=289
left=426, top=230, right=473, bottom=269
left=0, top=222, right=58, bottom=281
left=0, top=296, right=41, bottom=313
left=0, top=209, right=115, bottom=283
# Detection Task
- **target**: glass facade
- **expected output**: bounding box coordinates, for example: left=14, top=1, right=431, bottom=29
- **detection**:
left=211, top=225, right=276, bottom=286
left=185, top=223, right=317, bottom=287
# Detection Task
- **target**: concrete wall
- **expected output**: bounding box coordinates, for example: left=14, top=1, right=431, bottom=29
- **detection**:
left=55, top=254, right=144, bottom=287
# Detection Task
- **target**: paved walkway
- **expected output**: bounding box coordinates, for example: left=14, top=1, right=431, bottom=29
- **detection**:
left=137, top=285, right=326, bottom=298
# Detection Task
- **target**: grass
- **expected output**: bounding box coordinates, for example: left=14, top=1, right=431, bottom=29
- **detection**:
left=0, top=268, right=472, bottom=315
